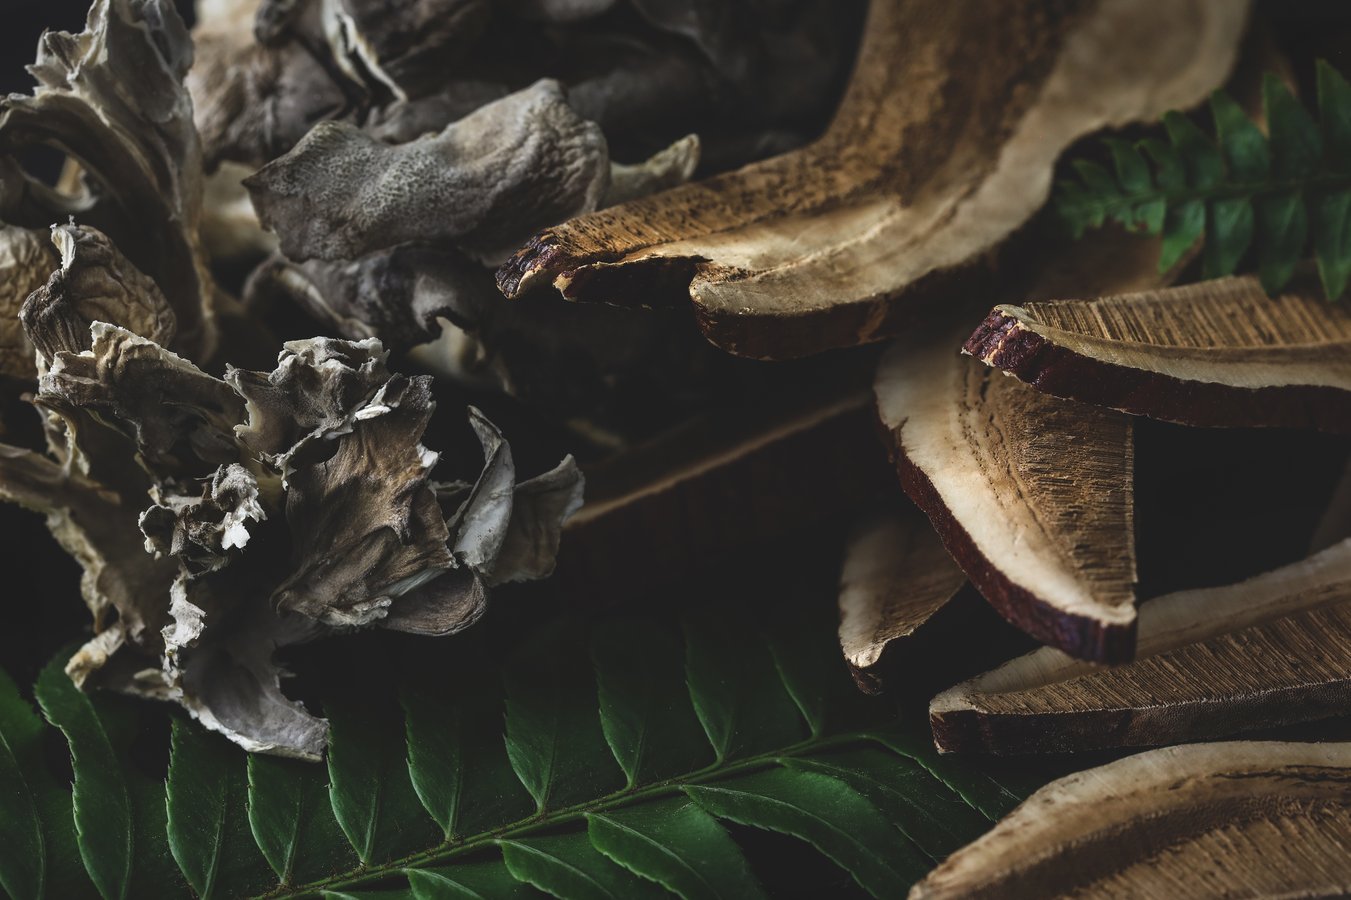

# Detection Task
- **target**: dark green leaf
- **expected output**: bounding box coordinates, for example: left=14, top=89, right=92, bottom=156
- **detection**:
left=165, top=720, right=273, bottom=898
left=1265, top=74, right=1323, bottom=179
left=248, top=752, right=356, bottom=886
left=1257, top=189, right=1309, bottom=294
left=1204, top=197, right=1255, bottom=277
left=1318, top=60, right=1351, bottom=168
left=591, top=617, right=711, bottom=788
left=1314, top=188, right=1351, bottom=300
left=1164, top=112, right=1223, bottom=189
left=327, top=682, right=439, bottom=865
left=1159, top=198, right=1204, bottom=272
left=683, top=610, right=803, bottom=762
left=1070, top=160, right=1121, bottom=200
left=686, top=768, right=927, bottom=898
left=865, top=726, right=1042, bottom=821
left=782, top=748, right=988, bottom=860
left=1133, top=197, right=1166, bottom=236
left=0, top=668, right=48, bottom=900
left=1140, top=137, right=1185, bottom=190
left=407, top=861, right=544, bottom=899
left=500, top=831, right=666, bottom=900
left=1210, top=89, right=1269, bottom=181
left=35, top=655, right=182, bottom=900
left=1103, top=138, right=1152, bottom=194
left=404, top=645, right=534, bottom=839
left=505, top=627, right=625, bottom=812
left=35, top=656, right=133, bottom=900
left=588, top=797, right=766, bottom=900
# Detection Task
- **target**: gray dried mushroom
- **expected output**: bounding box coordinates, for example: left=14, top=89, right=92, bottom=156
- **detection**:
left=2, top=279, right=582, bottom=758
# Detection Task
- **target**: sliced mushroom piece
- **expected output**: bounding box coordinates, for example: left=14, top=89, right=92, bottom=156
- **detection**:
left=930, top=538, right=1351, bottom=755
left=876, top=324, right=1137, bottom=663
left=497, top=0, right=1248, bottom=360
left=322, top=0, right=492, bottom=98
left=838, top=509, right=967, bottom=692
left=965, top=273, right=1351, bottom=434
left=910, top=741, right=1351, bottom=899
left=245, top=78, right=610, bottom=265
left=1, top=0, right=216, bottom=359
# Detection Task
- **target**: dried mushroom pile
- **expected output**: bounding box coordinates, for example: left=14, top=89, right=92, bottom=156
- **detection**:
left=1, top=0, right=1351, bottom=897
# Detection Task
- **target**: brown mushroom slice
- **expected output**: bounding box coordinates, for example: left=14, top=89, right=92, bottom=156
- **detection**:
left=930, top=538, right=1351, bottom=755
left=838, top=509, right=967, bottom=692
left=0, top=225, right=58, bottom=379
left=910, top=740, right=1351, bottom=900
left=965, top=274, right=1351, bottom=433
left=876, top=327, right=1136, bottom=663
left=496, top=0, right=1248, bottom=360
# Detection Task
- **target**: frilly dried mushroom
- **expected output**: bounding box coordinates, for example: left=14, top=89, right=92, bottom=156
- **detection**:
left=2, top=294, right=582, bottom=757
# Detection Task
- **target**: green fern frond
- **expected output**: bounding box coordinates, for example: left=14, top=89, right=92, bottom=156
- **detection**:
left=1055, top=59, right=1351, bottom=300
left=0, top=596, right=1047, bottom=900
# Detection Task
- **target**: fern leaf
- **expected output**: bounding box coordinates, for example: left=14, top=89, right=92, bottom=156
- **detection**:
left=9, top=590, right=1054, bottom=899
left=247, top=753, right=355, bottom=885
left=35, top=652, right=184, bottom=900
left=0, top=669, right=54, bottom=900
left=587, top=798, right=766, bottom=900
left=165, top=721, right=272, bottom=899
left=504, top=626, right=626, bottom=812
left=499, top=832, right=666, bottom=900
left=1055, top=59, right=1351, bottom=300
left=592, top=618, right=711, bottom=787
left=684, top=769, right=928, bottom=897
left=683, top=609, right=803, bottom=762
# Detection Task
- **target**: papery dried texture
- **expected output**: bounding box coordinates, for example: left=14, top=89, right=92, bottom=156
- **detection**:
left=603, top=133, right=700, bottom=207
left=875, top=322, right=1137, bottom=663
left=246, top=79, right=609, bottom=265
left=910, top=741, right=1351, bottom=899
left=321, top=0, right=492, bottom=98
left=931, top=538, right=1351, bottom=754
left=498, top=0, right=1248, bottom=360
left=0, top=443, right=175, bottom=668
left=140, top=463, right=266, bottom=576
left=965, top=272, right=1351, bottom=433
left=188, top=0, right=348, bottom=170
left=39, top=324, right=245, bottom=480
left=20, top=225, right=176, bottom=368
left=837, top=509, right=967, bottom=692
left=0, top=0, right=215, bottom=358
left=0, top=225, right=57, bottom=379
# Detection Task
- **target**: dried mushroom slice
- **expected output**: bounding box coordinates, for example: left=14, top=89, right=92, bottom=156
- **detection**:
left=838, top=509, right=967, bottom=691
left=875, top=325, right=1137, bottom=663
left=20, top=224, right=176, bottom=367
left=39, top=324, right=246, bottom=480
left=321, top=0, right=492, bottom=98
left=497, top=0, right=1247, bottom=360
left=965, top=273, right=1351, bottom=433
left=0, top=225, right=58, bottom=379
left=0, top=0, right=215, bottom=358
left=930, top=538, right=1351, bottom=755
left=910, top=741, right=1351, bottom=899
left=245, top=79, right=610, bottom=265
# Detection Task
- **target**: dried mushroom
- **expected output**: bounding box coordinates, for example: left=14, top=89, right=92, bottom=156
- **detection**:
left=2, top=271, right=582, bottom=756
left=910, top=741, right=1351, bottom=899
left=875, top=324, right=1138, bottom=664
left=931, top=538, right=1351, bottom=755
left=245, top=79, right=610, bottom=265
left=0, top=0, right=215, bottom=360
left=497, top=0, right=1248, bottom=360
left=965, top=272, right=1351, bottom=433
left=0, top=225, right=58, bottom=379
left=837, top=509, right=967, bottom=692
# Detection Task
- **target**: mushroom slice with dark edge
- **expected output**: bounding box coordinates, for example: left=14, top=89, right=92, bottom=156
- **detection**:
left=930, top=537, right=1351, bottom=755
left=909, top=741, right=1351, bottom=899
left=496, top=0, right=1248, bottom=360
left=838, top=508, right=967, bottom=692
left=876, top=325, right=1137, bottom=663
left=965, top=273, right=1351, bottom=433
